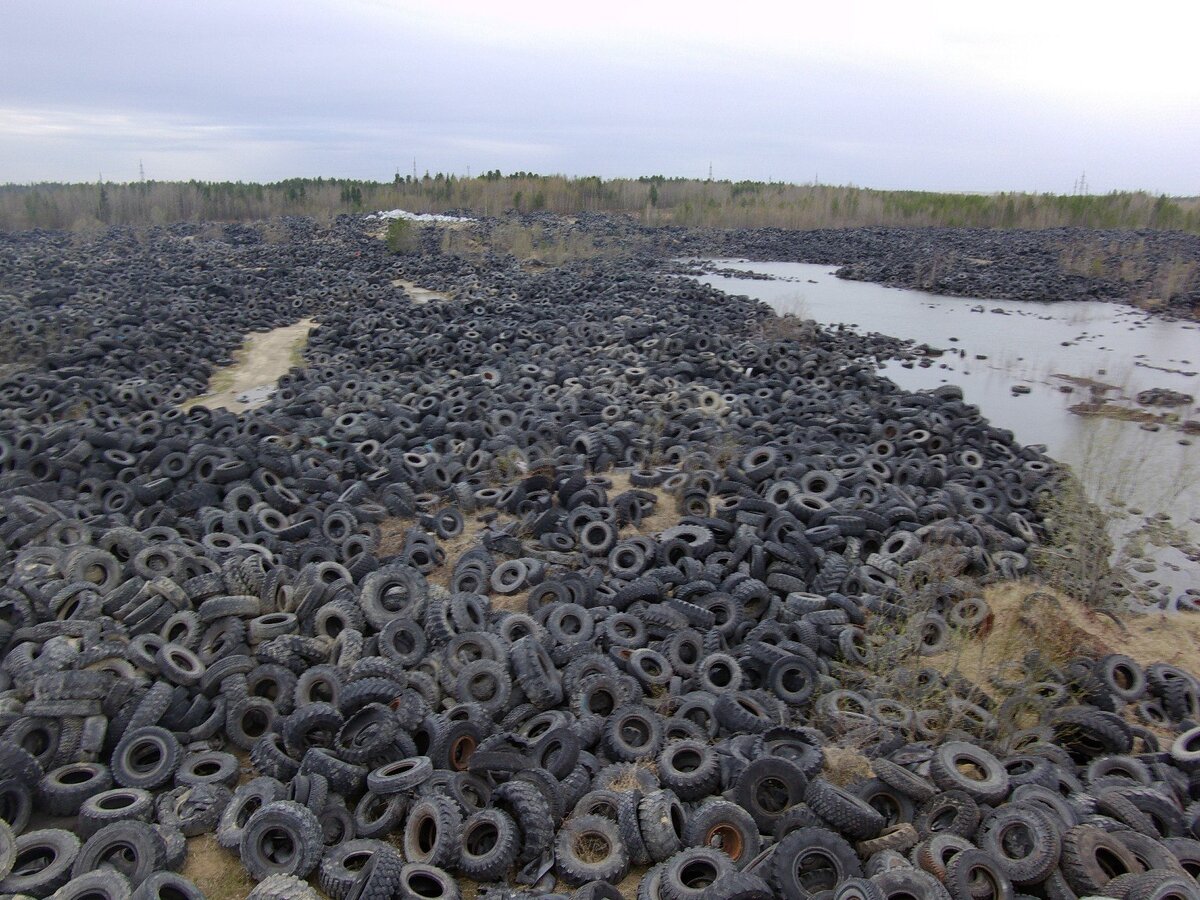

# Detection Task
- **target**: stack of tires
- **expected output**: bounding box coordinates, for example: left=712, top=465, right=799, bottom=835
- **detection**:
left=0, top=218, right=1196, bottom=900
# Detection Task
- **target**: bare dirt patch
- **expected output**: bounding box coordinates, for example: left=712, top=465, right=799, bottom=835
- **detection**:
left=375, top=469, right=679, bottom=600
left=183, top=318, right=316, bottom=413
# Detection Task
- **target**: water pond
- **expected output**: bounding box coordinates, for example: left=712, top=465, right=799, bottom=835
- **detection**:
left=696, top=259, right=1200, bottom=603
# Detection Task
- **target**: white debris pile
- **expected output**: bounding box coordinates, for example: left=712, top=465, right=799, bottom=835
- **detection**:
left=368, top=209, right=474, bottom=223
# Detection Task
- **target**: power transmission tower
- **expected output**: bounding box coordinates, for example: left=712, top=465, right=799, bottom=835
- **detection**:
left=139, top=160, right=145, bottom=182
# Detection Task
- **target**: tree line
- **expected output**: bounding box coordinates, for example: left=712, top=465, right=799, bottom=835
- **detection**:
left=1, top=173, right=1197, bottom=233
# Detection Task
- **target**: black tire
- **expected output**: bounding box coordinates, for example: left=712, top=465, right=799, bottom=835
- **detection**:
left=638, top=789, right=686, bottom=864
left=78, top=788, right=155, bottom=839
left=1171, top=727, right=1200, bottom=772
left=618, top=789, right=651, bottom=869
left=658, top=740, right=720, bottom=802
left=157, top=825, right=186, bottom=872
left=493, top=779, right=555, bottom=866
left=175, top=749, right=240, bottom=788
left=458, top=808, right=519, bottom=882
left=914, top=790, right=981, bottom=839
left=734, top=756, right=807, bottom=833
left=770, top=827, right=863, bottom=897
left=250, top=733, right=300, bottom=783
left=1099, top=655, right=1146, bottom=703
left=319, top=840, right=400, bottom=900
left=834, top=877, right=885, bottom=900
left=0, top=777, right=33, bottom=837
left=336, top=678, right=405, bottom=717
left=367, top=757, right=433, bottom=795
left=0, top=743, right=43, bottom=790
left=555, top=814, right=630, bottom=887
left=0, top=828, right=80, bottom=897
left=1060, top=824, right=1144, bottom=895
left=913, top=833, right=976, bottom=881
left=129, top=872, right=205, bottom=900
left=857, top=823, right=919, bottom=858
left=510, top=635, right=563, bottom=710
left=713, top=692, right=778, bottom=734
left=453, top=660, right=512, bottom=716
left=298, top=747, right=365, bottom=797
left=344, top=848, right=405, bottom=900
left=602, top=705, right=664, bottom=762
left=772, top=803, right=827, bottom=841
left=661, top=847, right=735, bottom=900
left=352, top=791, right=406, bottom=841
left=111, top=727, right=182, bottom=791
left=217, top=777, right=287, bottom=851
left=928, top=741, right=1010, bottom=805
left=684, top=799, right=762, bottom=870
left=1003, top=755, right=1059, bottom=792
left=855, top=779, right=916, bottom=831
left=239, top=800, right=325, bottom=880
left=865, top=852, right=915, bottom=879
left=282, top=702, right=343, bottom=759
left=977, top=805, right=1062, bottom=885
left=1163, top=838, right=1200, bottom=878
left=398, top=862, right=461, bottom=900
left=50, top=868, right=133, bottom=900
left=872, top=867, right=952, bottom=900
left=38, top=762, right=113, bottom=817
left=1110, top=870, right=1200, bottom=900
left=872, top=758, right=937, bottom=802
left=72, top=820, right=166, bottom=888
left=360, top=567, right=428, bottom=630
left=155, top=783, right=232, bottom=837
left=1094, top=791, right=1159, bottom=837
left=1112, top=832, right=1185, bottom=877
left=706, top=870, right=776, bottom=900
left=336, top=704, right=399, bottom=766
left=944, top=849, right=1014, bottom=900
left=402, top=795, right=463, bottom=869
left=806, top=777, right=885, bottom=841
left=1051, top=707, right=1133, bottom=759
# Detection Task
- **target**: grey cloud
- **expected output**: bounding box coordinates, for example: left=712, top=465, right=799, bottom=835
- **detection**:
left=1, top=1, right=1196, bottom=192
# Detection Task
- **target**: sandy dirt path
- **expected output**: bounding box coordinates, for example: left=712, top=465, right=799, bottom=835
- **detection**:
left=183, top=317, right=317, bottom=413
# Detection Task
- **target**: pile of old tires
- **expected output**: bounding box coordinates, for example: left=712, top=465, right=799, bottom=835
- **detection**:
left=1, top=217, right=1198, bottom=900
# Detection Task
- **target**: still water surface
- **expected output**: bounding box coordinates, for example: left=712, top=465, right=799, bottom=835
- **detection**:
left=697, top=260, right=1200, bottom=600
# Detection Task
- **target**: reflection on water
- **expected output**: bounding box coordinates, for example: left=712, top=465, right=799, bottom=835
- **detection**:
left=697, top=259, right=1200, bottom=601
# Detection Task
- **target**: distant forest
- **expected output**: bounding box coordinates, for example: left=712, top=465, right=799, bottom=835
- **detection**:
left=1, top=173, right=1198, bottom=233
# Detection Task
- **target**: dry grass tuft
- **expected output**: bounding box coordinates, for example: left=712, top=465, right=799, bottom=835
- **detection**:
left=181, top=835, right=257, bottom=900
left=756, top=314, right=817, bottom=344
left=822, top=745, right=874, bottom=787
left=959, top=579, right=1200, bottom=674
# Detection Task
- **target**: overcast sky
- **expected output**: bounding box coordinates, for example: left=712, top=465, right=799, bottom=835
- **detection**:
left=2, top=1, right=1197, bottom=193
